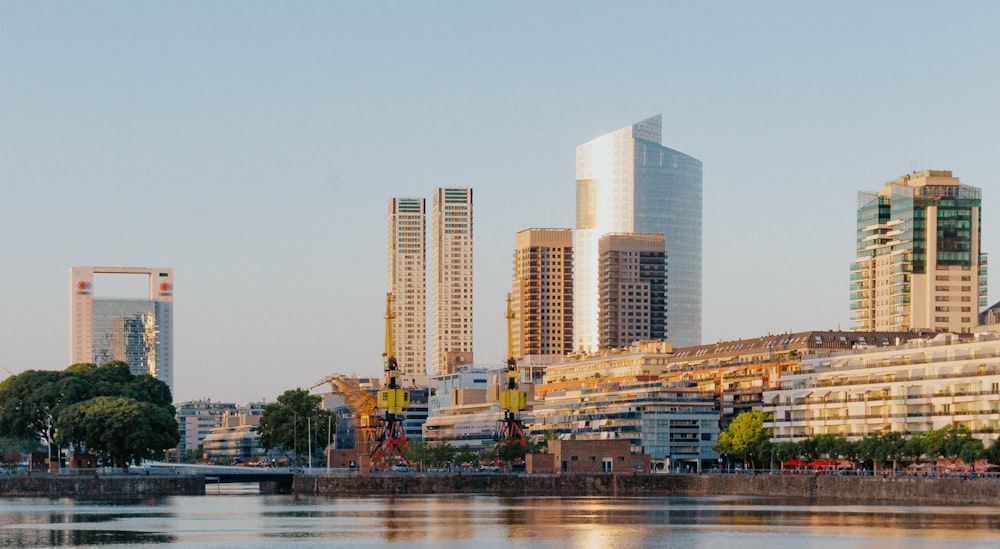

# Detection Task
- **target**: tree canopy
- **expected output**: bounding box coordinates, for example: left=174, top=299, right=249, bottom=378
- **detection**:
left=0, top=361, right=178, bottom=470
left=714, top=410, right=772, bottom=468
left=258, top=388, right=335, bottom=465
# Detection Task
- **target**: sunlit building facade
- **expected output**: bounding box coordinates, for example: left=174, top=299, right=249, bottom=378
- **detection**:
left=765, top=330, right=1000, bottom=446
left=432, top=187, right=474, bottom=375
left=851, top=170, right=986, bottom=334
left=388, top=197, right=427, bottom=377
left=69, top=266, right=174, bottom=394
left=575, top=114, right=702, bottom=352
left=598, top=233, right=666, bottom=349
left=512, top=228, right=574, bottom=360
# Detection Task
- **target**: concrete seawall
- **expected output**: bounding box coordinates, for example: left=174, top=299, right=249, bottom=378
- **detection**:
left=294, top=473, right=1000, bottom=505
left=0, top=475, right=204, bottom=498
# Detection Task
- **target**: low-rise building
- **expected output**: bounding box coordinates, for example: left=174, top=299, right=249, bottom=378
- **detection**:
left=545, top=439, right=650, bottom=474
left=176, top=399, right=237, bottom=458
left=765, top=330, right=1000, bottom=445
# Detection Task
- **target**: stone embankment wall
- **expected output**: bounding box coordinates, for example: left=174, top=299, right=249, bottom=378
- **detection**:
left=295, top=473, right=1000, bottom=505
left=0, top=475, right=204, bottom=498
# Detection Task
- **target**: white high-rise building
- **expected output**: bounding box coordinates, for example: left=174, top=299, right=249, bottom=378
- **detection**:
left=431, top=187, right=474, bottom=376
left=69, top=266, right=174, bottom=394
left=388, top=197, right=427, bottom=377
left=575, top=115, right=702, bottom=352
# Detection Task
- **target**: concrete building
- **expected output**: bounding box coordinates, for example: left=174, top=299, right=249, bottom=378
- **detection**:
left=431, top=187, right=474, bottom=375
left=202, top=412, right=263, bottom=463
left=598, top=233, right=666, bottom=350
left=512, top=228, right=574, bottom=361
left=388, top=197, right=427, bottom=377
left=529, top=378, right=717, bottom=472
left=659, top=330, right=932, bottom=424
left=422, top=366, right=497, bottom=450
left=851, top=170, right=986, bottom=334
left=764, top=329, right=1000, bottom=446
left=575, top=115, right=702, bottom=352
left=70, top=266, right=174, bottom=394
left=176, top=399, right=237, bottom=458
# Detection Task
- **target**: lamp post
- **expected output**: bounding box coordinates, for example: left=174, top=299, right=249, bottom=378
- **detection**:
left=292, top=410, right=298, bottom=469
left=308, top=416, right=313, bottom=472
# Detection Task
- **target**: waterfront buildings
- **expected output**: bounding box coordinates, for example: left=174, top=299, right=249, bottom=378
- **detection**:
left=422, top=366, right=496, bottom=449
left=851, top=170, right=986, bottom=334
left=431, top=187, right=474, bottom=375
left=69, top=266, right=174, bottom=394
left=598, top=233, right=666, bottom=349
left=388, top=197, right=427, bottom=376
left=176, top=399, right=237, bottom=458
left=765, top=328, right=1000, bottom=447
left=575, top=115, right=702, bottom=351
left=512, top=229, right=574, bottom=361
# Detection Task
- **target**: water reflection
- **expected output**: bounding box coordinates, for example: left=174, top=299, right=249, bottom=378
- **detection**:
left=0, top=494, right=996, bottom=548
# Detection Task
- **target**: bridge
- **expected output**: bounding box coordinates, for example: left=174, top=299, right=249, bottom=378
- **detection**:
left=137, top=462, right=295, bottom=486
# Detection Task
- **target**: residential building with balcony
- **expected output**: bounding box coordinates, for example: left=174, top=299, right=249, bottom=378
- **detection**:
left=512, top=228, right=573, bottom=361
left=764, top=329, right=1000, bottom=446
left=851, top=170, right=986, bottom=334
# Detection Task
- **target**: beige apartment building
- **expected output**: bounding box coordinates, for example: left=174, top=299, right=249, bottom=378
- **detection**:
left=388, top=197, right=427, bottom=377
left=765, top=328, right=1000, bottom=446
left=851, top=170, right=986, bottom=334
left=431, top=188, right=473, bottom=375
left=512, top=228, right=574, bottom=361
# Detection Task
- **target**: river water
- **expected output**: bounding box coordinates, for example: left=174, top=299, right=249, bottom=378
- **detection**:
left=0, top=485, right=997, bottom=548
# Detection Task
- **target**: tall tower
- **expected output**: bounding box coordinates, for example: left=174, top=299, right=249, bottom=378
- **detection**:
left=69, top=266, right=174, bottom=394
left=851, top=170, right=986, bottom=333
left=575, top=115, right=702, bottom=352
left=512, top=228, right=574, bottom=360
left=598, top=233, right=666, bottom=349
left=387, top=197, right=427, bottom=377
left=431, top=187, right=474, bottom=375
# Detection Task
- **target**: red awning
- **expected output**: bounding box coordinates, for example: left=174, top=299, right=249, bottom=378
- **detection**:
left=782, top=459, right=805, bottom=467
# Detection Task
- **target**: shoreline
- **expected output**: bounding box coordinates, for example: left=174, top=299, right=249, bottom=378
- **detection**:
left=293, top=472, right=1000, bottom=505
left=2, top=472, right=998, bottom=506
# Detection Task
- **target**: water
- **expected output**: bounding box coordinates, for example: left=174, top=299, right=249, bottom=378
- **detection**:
left=0, top=485, right=998, bottom=548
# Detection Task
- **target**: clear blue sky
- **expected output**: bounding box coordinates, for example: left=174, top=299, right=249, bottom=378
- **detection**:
left=2, top=2, right=998, bottom=403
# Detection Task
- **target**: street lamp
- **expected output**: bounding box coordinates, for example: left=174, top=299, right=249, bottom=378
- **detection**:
left=292, top=410, right=298, bottom=469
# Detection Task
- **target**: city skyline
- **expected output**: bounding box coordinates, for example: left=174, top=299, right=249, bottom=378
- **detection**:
left=2, top=4, right=998, bottom=403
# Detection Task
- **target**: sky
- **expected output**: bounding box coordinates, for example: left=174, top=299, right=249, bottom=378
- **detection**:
left=2, top=2, right=999, bottom=404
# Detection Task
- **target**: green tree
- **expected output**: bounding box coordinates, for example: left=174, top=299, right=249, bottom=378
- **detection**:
left=56, top=396, right=179, bottom=470
left=714, top=410, right=771, bottom=468
left=0, top=370, right=63, bottom=453
left=454, top=445, right=478, bottom=468
left=0, top=362, right=177, bottom=469
left=774, top=440, right=801, bottom=467
left=402, top=440, right=431, bottom=468
left=497, top=440, right=526, bottom=467
left=258, top=389, right=334, bottom=466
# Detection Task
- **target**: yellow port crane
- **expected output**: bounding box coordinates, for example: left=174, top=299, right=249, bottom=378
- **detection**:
left=310, top=374, right=377, bottom=472
left=495, top=293, right=526, bottom=448
left=370, top=292, right=410, bottom=467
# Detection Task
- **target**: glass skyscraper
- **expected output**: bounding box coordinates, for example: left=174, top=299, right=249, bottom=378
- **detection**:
left=70, top=267, right=174, bottom=394
left=575, top=115, right=702, bottom=352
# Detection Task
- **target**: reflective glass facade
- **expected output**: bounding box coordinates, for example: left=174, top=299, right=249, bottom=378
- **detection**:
left=575, top=115, right=702, bottom=351
left=70, top=267, right=174, bottom=393
left=850, top=171, right=986, bottom=333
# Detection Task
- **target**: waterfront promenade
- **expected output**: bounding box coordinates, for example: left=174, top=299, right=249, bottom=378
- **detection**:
left=2, top=469, right=999, bottom=506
